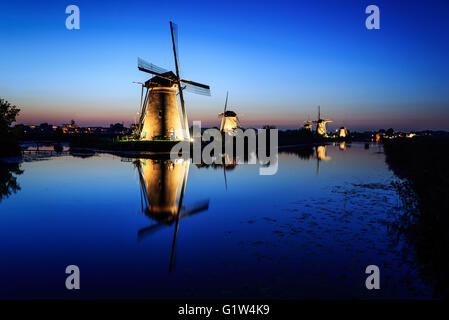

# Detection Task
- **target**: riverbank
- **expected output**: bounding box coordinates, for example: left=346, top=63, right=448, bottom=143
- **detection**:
left=383, top=137, right=449, bottom=298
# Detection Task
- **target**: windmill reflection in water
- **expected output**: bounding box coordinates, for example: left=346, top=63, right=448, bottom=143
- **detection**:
left=134, top=156, right=209, bottom=272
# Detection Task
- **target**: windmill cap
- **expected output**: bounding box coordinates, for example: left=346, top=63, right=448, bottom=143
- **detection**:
left=145, top=71, right=177, bottom=87
left=221, top=110, right=237, bottom=117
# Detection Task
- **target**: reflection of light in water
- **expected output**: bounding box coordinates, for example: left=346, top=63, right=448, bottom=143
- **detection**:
left=316, top=146, right=331, bottom=161
left=136, top=157, right=209, bottom=272
left=339, top=141, right=346, bottom=151
left=138, top=158, right=189, bottom=217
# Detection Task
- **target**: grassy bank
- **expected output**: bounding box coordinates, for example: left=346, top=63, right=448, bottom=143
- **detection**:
left=384, top=137, right=449, bottom=298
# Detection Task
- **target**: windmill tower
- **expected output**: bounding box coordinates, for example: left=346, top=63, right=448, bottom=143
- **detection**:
left=219, top=91, right=241, bottom=133
left=135, top=156, right=209, bottom=272
left=136, top=22, right=211, bottom=141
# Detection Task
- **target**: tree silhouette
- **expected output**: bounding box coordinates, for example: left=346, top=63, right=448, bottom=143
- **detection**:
left=0, top=98, right=20, bottom=135
left=0, top=162, right=23, bottom=203
left=0, top=98, right=21, bottom=156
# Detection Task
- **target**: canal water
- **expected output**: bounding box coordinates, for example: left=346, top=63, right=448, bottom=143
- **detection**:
left=0, top=143, right=434, bottom=299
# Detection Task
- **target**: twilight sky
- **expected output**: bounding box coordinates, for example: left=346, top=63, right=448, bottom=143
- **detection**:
left=1, top=0, right=448, bottom=131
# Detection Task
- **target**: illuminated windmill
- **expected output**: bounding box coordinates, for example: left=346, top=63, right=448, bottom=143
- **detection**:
left=219, top=91, right=241, bottom=133
left=135, top=156, right=209, bottom=272
left=315, top=106, right=332, bottom=136
left=136, top=21, right=211, bottom=141
left=338, top=127, right=348, bottom=138
left=303, top=121, right=313, bottom=131
left=303, top=106, right=332, bottom=136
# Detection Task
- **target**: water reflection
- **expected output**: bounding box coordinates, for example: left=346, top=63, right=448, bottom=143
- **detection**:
left=134, top=156, right=209, bottom=272
left=0, top=143, right=438, bottom=298
left=279, top=145, right=333, bottom=175
left=0, top=162, right=23, bottom=203
left=316, top=145, right=331, bottom=161
left=278, top=146, right=315, bottom=160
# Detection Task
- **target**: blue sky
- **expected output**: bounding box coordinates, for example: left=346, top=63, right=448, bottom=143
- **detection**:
left=1, top=0, right=448, bottom=130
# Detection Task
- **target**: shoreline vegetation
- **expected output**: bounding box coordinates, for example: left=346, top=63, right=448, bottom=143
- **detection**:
left=0, top=98, right=21, bottom=157
left=384, top=137, right=449, bottom=298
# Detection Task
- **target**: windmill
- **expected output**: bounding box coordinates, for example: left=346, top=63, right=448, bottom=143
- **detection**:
left=303, top=106, right=332, bottom=136
left=136, top=21, right=211, bottom=141
left=303, top=121, right=313, bottom=131
left=338, top=127, right=348, bottom=138
left=135, top=156, right=209, bottom=272
left=219, top=91, right=241, bottom=133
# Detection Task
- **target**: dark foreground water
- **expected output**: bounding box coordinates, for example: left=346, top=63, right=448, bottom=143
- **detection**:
left=0, top=143, right=435, bottom=299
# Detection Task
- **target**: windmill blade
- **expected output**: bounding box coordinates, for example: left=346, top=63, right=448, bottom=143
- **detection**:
left=178, top=86, right=190, bottom=140
left=181, top=81, right=211, bottom=96
left=179, top=200, right=209, bottom=219
left=140, top=85, right=144, bottom=112
left=138, top=223, right=168, bottom=241
left=138, top=57, right=168, bottom=76
left=136, top=161, right=150, bottom=208
left=170, top=21, right=180, bottom=76
left=170, top=21, right=181, bottom=79
left=224, top=91, right=228, bottom=113
left=169, top=21, right=189, bottom=139
left=181, top=79, right=210, bottom=90
left=168, top=215, right=180, bottom=273
left=223, top=165, right=228, bottom=190
left=137, top=88, right=150, bottom=136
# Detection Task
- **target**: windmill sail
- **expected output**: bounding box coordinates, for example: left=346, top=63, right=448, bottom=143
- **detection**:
left=170, top=22, right=180, bottom=74
left=182, top=81, right=211, bottom=96
left=224, top=91, right=228, bottom=113
left=138, top=57, right=168, bottom=76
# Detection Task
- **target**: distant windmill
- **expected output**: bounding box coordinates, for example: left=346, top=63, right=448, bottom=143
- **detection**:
left=135, top=157, right=209, bottom=272
left=303, top=106, right=332, bottom=136
left=303, top=121, right=313, bottom=131
left=136, top=21, right=211, bottom=141
left=219, top=91, right=241, bottom=133
left=338, top=127, right=348, bottom=138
